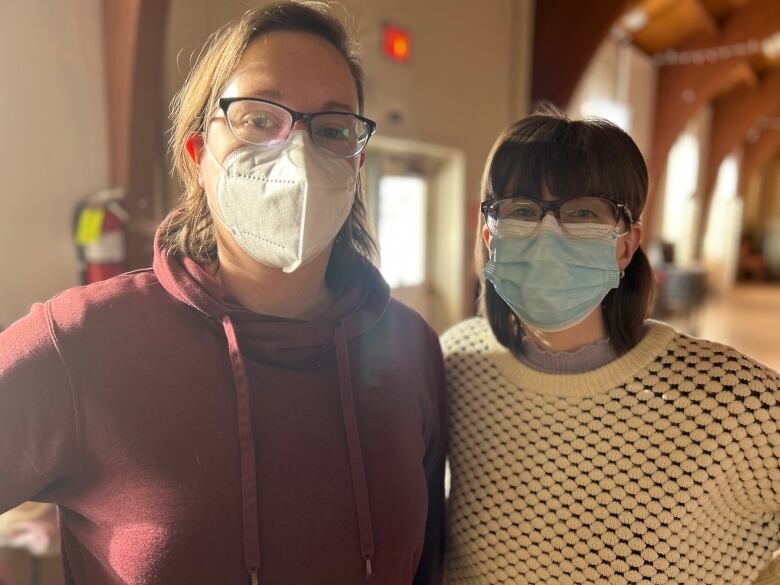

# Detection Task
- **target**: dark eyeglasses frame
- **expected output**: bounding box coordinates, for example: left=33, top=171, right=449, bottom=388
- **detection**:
left=217, top=97, right=377, bottom=158
left=480, top=194, right=635, bottom=225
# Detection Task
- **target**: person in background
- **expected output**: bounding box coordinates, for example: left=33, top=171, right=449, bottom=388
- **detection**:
left=0, top=2, right=446, bottom=584
left=442, top=109, right=780, bottom=585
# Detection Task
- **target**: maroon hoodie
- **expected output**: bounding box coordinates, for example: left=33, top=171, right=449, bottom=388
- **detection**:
left=0, top=226, right=446, bottom=585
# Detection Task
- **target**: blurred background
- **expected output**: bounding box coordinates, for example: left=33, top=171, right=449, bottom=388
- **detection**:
left=1, top=0, right=780, bottom=582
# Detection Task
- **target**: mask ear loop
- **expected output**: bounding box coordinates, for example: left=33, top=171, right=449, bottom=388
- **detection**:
left=617, top=214, right=640, bottom=237
left=199, top=104, right=233, bottom=234
left=205, top=143, right=226, bottom=173
left=201, top=100, right=230, bottom=173
left=617, top=211, right=641, bottom=281
left=616, top=202, right=640, bottom=237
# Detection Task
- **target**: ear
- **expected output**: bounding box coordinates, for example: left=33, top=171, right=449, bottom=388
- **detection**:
left=617, top=223, right=643, bottom=271
left=482, top=223, right=492, bottom=258
left=185, top=133, right=204, bottom=164
left=185, top=133, right=206, bottom=188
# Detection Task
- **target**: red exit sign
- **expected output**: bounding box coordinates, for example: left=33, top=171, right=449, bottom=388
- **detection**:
left=383, top=23, right=411, bottom=63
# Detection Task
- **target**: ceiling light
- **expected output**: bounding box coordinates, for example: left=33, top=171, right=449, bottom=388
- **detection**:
left=621, top=7, right=649, bottom=33
left=761, top=31, right=780, bottom=60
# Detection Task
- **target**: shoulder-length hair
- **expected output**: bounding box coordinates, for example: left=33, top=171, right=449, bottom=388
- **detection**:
left=477, top=108, right=655, bottom=355
left=163, top=1, right=378, bottom=294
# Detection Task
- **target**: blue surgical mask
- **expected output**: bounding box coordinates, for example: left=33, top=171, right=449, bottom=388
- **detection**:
left=484, top=222, right=621, bottom=332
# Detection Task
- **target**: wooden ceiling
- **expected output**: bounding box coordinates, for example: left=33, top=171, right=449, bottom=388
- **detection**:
left=614, top=0, right=780, bottom=93
left=531, top=0, right=780, bottom=241
left=611, top=0, right=780, bottom=244
left=700, top=0, right=751, bottom=21
left=619, top=0, right=768, bottom=58
left=629, top=0, right=718, bottom=54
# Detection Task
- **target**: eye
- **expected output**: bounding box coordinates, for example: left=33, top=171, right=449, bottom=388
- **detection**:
left=249, top=115, right=271, bottom=129
left=316, top=125, right=350, bottom=142
left=238, top=113, right=279, bottom=130
left=509, top=207, right=535, bottom=218
left=230, top=105, right=287, bottom=133
left=498, top=201, right=537, bottom=220
left=563, top=208, right=597, bottom=218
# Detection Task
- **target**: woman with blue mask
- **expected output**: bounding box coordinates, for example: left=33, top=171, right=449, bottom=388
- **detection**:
left=443, top=110, right=780, bottom=584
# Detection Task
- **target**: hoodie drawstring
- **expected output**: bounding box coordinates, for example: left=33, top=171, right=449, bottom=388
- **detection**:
left=221, top=315, right=375, bottom=583
left=335, top=321, right=376, bottom=578
left=222, top=315, right=261, bottom=585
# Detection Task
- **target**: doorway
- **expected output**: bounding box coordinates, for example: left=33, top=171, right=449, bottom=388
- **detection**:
left=363, top=136, right=466, bottom=332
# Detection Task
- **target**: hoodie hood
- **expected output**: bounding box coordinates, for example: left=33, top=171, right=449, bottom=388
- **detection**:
left=152, top=219, right=390, bottom=368
left=152, top=215, right=389, bottom=582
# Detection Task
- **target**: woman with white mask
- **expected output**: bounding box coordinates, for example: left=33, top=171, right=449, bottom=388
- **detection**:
left=0, top=3, right=446, bottom=584
left=443, top=109, right=780, bottom=585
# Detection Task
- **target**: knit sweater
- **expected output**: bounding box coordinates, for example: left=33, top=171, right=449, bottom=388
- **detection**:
left=442, top=317, right=780, bottom=585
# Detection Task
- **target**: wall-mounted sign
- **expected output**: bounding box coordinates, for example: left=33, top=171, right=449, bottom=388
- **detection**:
left=383, top=23, right=411, bottom=63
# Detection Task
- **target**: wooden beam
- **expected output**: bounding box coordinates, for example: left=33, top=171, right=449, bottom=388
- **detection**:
left=125, top=0, right=171, bottom=268
left=705, top=71, right=780, bottom=201
left=102, top=0, right=170, bottom=269
left=103, top=0, right=140, bottom=187
left=692, top=71, right=780, bottom=256
left=739, top=127, right=780, bottom=196
left=531, top=0, right=635, bottom=109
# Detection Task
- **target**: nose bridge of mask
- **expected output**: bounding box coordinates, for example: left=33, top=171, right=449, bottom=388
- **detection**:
left=537, top=211, right=620, bottom=242
left=286, top=130, right=308, bottom=166
left=539, top=211, right=564, bottom=234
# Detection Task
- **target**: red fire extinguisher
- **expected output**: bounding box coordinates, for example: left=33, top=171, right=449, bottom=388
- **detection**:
left=74, top=189, right=129, bottom=285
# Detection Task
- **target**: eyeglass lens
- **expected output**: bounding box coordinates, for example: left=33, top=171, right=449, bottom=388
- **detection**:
left=487, top=197, right=621, bottom=239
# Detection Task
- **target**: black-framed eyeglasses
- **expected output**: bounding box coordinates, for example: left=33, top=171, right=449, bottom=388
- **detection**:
left=481, top=195, right=634, bottom=239
left=216, top=97, right=377, bottom=158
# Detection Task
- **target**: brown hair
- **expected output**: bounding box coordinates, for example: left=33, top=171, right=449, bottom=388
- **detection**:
left=164, top=1, right=378, bottom=293
left=477, top=108, right=655, bottom=355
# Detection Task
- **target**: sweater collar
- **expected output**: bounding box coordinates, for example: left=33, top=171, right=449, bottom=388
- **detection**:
left=517, top=335, right=618, bottom=374
left=484, top=320, right=678, bottom=397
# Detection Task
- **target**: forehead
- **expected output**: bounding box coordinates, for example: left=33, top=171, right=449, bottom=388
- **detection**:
left=221, top=30, right=358, bottom=112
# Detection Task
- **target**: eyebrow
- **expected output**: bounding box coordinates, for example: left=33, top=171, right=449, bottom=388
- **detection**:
left=241, top=89, right=356, bottom=113
left=244, top=88, right=283, bottom=101
left=320, top=101, right=355, bottom=113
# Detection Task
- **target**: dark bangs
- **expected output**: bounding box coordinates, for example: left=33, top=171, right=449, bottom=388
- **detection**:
left=484, top=114, right=648, bottom=219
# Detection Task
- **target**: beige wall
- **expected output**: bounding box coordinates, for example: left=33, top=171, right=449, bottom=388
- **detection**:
left=0, top=0, right=109, bottom=327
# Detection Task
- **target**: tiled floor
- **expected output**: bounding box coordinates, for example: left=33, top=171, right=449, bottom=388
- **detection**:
left=669, top=283, right=780, bottom=372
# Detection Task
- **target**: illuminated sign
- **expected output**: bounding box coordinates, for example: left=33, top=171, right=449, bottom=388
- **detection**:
left=383, top=23, right=411, bottom=63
